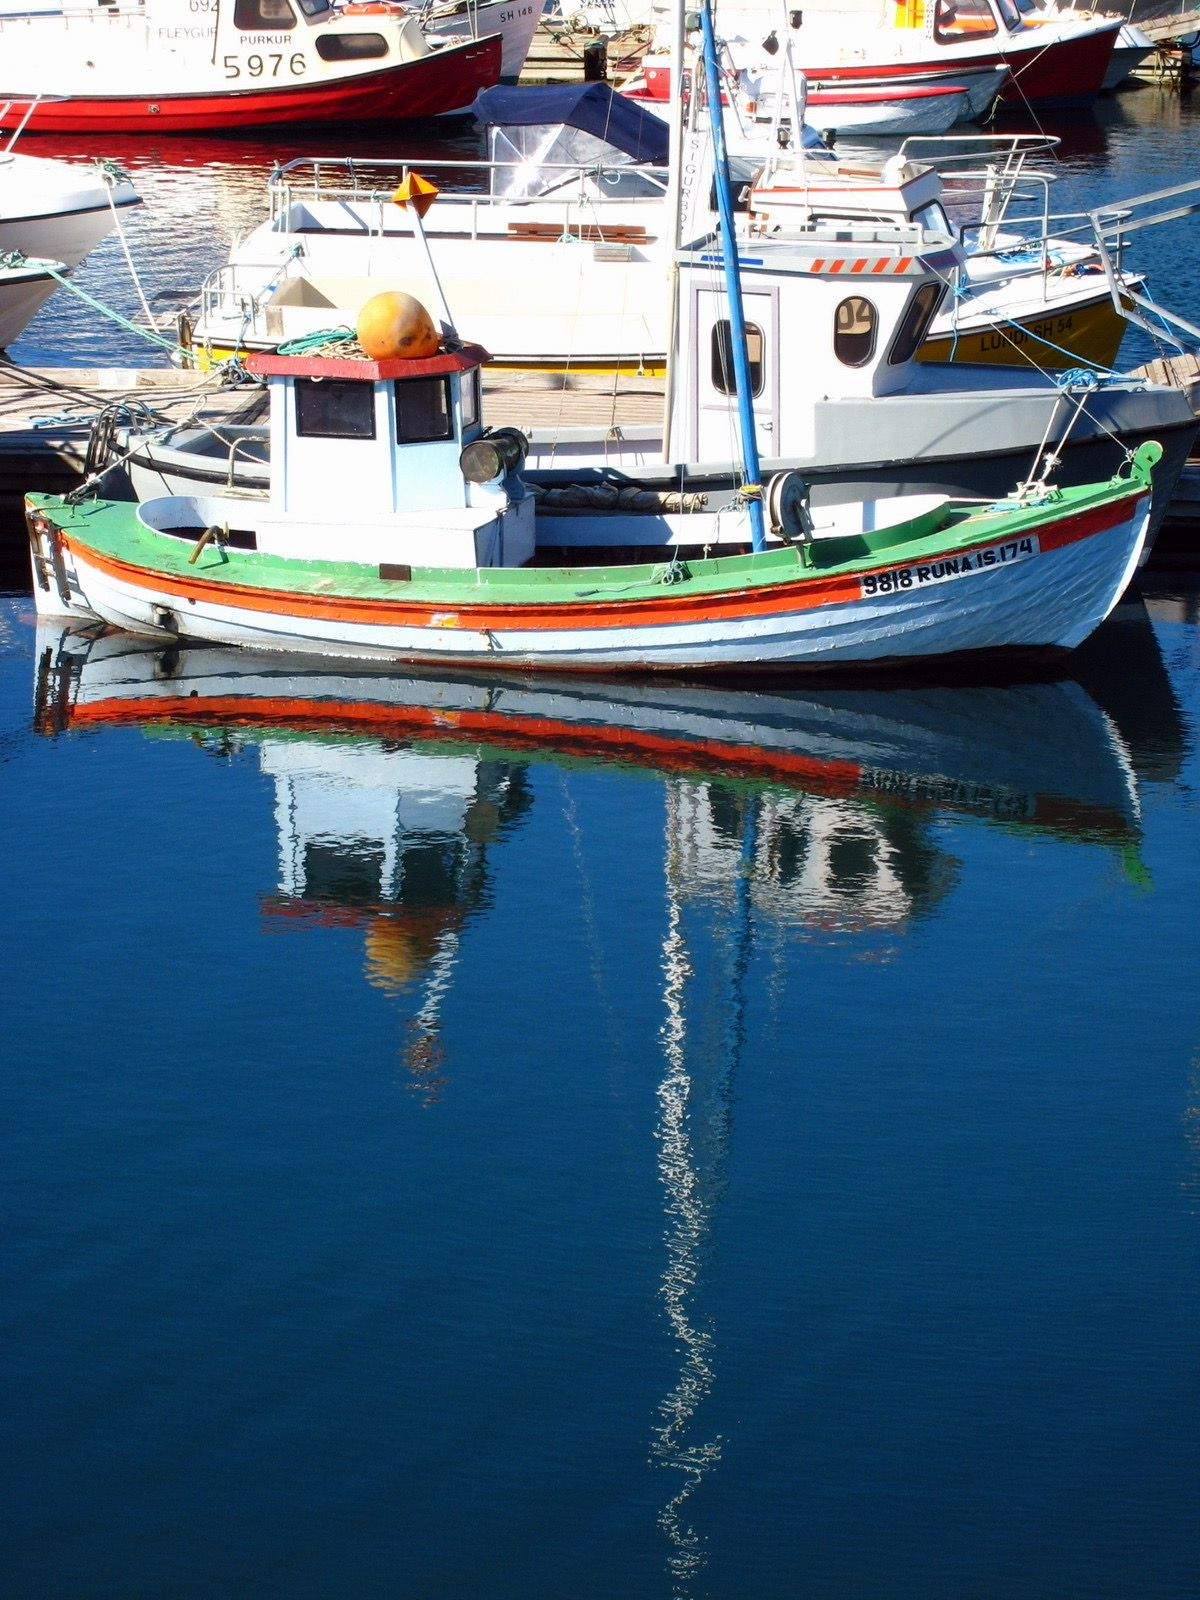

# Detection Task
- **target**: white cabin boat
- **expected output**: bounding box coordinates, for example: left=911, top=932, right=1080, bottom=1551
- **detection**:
left=0, top=0, right=504, bottom=132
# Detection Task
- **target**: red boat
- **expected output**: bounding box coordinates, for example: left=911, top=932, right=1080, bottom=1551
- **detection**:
left=801, top=20, right=1119, bottom=110
left=0, top=0, right=503, bottom=135
left=713, top=0, right=1119, bottom=109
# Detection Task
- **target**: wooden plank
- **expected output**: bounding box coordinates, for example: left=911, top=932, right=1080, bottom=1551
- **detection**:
left=1139, top=9, right=1200, bottom=43
left=507, top=222, right=650, bottom=242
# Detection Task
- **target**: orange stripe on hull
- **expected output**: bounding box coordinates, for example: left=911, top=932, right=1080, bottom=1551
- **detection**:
left=63, top=490, right=1140, bottom=635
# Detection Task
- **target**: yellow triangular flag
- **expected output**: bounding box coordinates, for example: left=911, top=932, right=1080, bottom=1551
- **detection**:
left=391, top=172, right=440, bottom=218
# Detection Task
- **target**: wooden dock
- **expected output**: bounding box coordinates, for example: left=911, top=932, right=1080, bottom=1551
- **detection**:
left=1138, top=8, right=1200, bottom=43
left=518, top=20, right=652, bottom=84
left=0, top=363, right=268, bottom=523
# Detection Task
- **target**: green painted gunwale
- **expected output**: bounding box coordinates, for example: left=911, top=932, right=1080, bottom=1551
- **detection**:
left=29, top=468, right=1146, bottom=609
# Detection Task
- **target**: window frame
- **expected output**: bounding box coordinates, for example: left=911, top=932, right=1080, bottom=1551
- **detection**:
left=233, top=0, right=297, bottom=29
left=932, top=0, right=999, bottom=44
left=394, top=374, right=454, bottom=445
left=315, top=31, right=389, bottom=59
left=294, top=377, right=377, bottom=440
left=460, top=368, right=481, bottom=433
left=710, top=318, right=765, bottom=398
left=833, top=295, right=879, bottom=369
left=887, top=282, right=945, bottom=366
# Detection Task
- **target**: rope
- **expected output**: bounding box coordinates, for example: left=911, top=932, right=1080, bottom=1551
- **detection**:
left=0, top=247, right=190, bottom=358
left=98, top=161, right=157, bottom=330
left=276, top=326, right=359, bottom=356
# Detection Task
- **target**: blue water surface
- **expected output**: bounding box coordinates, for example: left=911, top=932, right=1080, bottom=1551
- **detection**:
left=1, top=588, right=1197, bottom=1599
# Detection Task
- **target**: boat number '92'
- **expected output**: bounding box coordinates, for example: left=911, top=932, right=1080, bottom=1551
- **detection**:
left=861, top=536, right=1038, bottom=597
left=223, top=53, right=306, bottom=77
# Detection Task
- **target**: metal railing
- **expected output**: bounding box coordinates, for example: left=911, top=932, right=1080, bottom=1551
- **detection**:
left=266, top=154, right=670, bottom=226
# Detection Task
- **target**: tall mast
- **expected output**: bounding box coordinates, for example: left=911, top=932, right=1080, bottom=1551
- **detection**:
left=697, top=0, right=767, bottom=554
left=660, top=0, right=688, bottom=459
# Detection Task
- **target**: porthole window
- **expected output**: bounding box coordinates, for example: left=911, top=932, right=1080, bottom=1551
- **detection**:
left=711, top=319, right=764, bottom=397
left=395, top=376, right=453, bottom=444
left=888, top=283, right=944, bottom=365
left=233, top=0, right=296, bottom=29
left=834, top=296, right=877, bottom=367
left=295, top=378, right=376, bottom=439
left=316, top=31, right=389, bottom=60
left=932, top=0, right=998, bottom=43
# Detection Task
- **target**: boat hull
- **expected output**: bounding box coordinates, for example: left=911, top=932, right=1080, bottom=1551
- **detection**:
left=0, top=263, right=61, bottom=347
left=0, top=40, right=502, bottom=132
left=424, top=0, right=543, bottom=81
left=799, top=24, right=1117, bottom=108
left=31, top=488, right=1150, bottom=673
left=919, top=284, right=1131, bottom=369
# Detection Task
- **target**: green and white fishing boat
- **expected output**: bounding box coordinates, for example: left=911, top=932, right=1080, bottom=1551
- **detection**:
left=25, top=332, right=1161, bottom=672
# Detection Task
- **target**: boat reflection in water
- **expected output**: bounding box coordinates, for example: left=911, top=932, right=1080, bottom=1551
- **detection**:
left=31, top=604, right=1180, bottom=1594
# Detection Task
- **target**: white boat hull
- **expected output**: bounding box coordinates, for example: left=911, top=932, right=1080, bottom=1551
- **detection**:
left=801, top=89, right=967, bottom=136
left=0, top=262, right=60, bottom=346
left=45, top=493, right=1150, bottom=671
left=422, top=0, right=543, bottom=80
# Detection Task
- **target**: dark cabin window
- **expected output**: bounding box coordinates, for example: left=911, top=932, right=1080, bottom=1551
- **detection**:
left=834, top=296, right=877, bottom=367
left=395, top=376, right=453, bottom=444
left=294, top=378, right=376, bottom=439
left=316, top=31, right=389, bottom=59
left=932, top=0, right=998, bottom=42
left=888, top=283, right=944, bottom=365
left=461, top=368, right=481, bottom=432
left=234, top=0, right=296, bottom=27
left=295, top=0, right=330, bottom=13
left=711, top=320, right=764, bottom=397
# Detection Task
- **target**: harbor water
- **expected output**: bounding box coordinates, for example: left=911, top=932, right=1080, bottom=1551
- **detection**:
left=2, top=84, right=1200, bottom=1600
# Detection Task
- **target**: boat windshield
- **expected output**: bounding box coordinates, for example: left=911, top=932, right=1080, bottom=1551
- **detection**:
left=485, top=124, right=666, bottom=200
left=932, top=0, right=1000, bottom=43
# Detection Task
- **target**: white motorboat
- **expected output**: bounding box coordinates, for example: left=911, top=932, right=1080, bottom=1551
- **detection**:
left=0, top=100, right=140, bottom=348
left=176, top=94, right=1143, bottom=378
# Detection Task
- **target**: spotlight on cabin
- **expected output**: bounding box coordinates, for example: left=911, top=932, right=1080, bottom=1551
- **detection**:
left=459, top=427, right=528, bottom=484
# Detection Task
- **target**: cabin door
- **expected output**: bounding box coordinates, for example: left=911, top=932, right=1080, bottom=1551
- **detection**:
left=690, top=283, right=780, bottom=466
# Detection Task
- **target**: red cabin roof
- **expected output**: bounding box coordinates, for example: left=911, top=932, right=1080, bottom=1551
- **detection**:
left=247, top=342, right=490, bottom=381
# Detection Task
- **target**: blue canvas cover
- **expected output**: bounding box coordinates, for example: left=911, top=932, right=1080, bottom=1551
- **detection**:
left=470, top=83, right=670, bottom=165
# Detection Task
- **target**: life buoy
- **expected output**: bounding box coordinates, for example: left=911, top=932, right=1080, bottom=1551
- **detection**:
left=339, top=2, right=408, bottom=15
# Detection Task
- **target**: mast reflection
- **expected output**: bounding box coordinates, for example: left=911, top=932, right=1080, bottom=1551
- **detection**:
left=32, top=609, right=1181, bottom=1576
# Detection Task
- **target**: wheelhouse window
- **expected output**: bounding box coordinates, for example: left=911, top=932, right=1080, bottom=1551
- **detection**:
left=234, top=0, right=296, bottom=26
left=461, top=368, right=481, bottom=433
left=888, top=283, right=944, bottom=364
left=295, top=0, right=330, bottom=14
left=834, top=296, right=877, bottom=367
left=932, top=0, right=998, bottom=43
left=294, top=378, right=376, bottom=439
left=912, top=200, right=952, bottom=237
left=315, top=31, right=389, bottom=59
left=395, top=376, right=453, bottom=444
left=711, top=320, right=765, bottom=397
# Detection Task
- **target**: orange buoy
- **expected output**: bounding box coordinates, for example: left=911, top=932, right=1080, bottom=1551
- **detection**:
left=356, top=291, right=439, bottom=361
